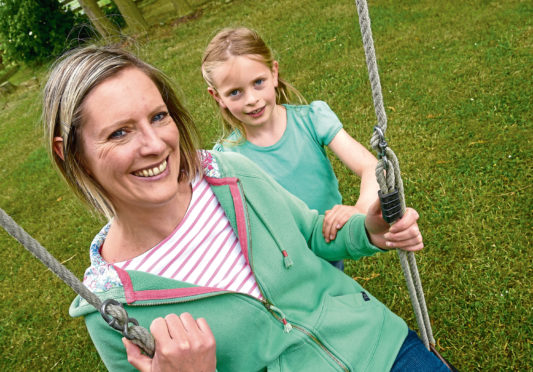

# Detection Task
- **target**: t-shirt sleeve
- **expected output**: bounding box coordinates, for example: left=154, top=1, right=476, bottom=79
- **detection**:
left=212, top=130, right=245, bottom=152
left=212, top=142, right=225, bottom=151
left=307, top=101, right=343, bottom=146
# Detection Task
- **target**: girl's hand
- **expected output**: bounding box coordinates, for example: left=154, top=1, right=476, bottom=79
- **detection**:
left=123, top=313, right=216, bottom=372
left=323, top=205, right=365, bottom=242
left=364, top=199, right=424, bottom=251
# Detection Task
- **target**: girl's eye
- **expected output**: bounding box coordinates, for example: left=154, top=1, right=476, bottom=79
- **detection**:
left=109, top=129, right=127, bottom=140
left=229, top=89, right=240, bottom=97
left=152, top=111, right=169, bottom=123
left=254, top=79, right=264, bottom=87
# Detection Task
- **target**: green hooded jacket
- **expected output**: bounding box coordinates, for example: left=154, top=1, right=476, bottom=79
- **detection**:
left=70, top=150, right=407, bottom=371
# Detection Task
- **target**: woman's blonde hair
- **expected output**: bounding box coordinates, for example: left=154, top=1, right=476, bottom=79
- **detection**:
left=42, top=45, right=202, bottom=220
left=201, top=27, right=304, bottom=141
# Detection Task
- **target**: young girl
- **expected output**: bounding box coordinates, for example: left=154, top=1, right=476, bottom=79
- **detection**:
left=202, top=28, right=380, bottom=261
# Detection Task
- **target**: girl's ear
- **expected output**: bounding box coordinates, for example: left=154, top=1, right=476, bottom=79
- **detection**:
left=272, top=60, right=279, bottom=88
left=207, top=87, right=227, bottom=109
left=53, top=136, right=65, bottom=161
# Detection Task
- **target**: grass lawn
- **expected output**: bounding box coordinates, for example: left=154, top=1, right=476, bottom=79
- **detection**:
left=0, top=0, right=531, bottom=370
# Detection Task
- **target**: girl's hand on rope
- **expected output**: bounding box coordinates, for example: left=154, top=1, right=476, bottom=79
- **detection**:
left=323, top=205, right=365, bottom=242
left=364, top=199, right=423, bottom=252
left=123, top=312, right=216, bottom=372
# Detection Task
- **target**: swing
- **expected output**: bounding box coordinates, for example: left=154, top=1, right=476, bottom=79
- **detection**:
left=354, top=0, right=458, bottom=370
left=0, top=0, right=457, bottom=369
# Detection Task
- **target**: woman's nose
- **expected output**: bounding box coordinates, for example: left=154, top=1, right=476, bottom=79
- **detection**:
left=138, top=124, right=165, bottom=156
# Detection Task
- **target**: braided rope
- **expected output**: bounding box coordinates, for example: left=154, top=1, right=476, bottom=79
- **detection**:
left=354, top=0, right=435, bottom=348
left=0, top=207, right=155, bottom=356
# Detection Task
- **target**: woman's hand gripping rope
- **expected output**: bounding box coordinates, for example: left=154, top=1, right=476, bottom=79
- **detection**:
left=123, top=312, right=217, bottom=372
left=364, top=199, right=424, bottom=252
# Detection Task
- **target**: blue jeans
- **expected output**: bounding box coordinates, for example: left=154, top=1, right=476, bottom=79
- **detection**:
left=391, top=330, right=451, bottom=372
left=329, top=259, right=344, bottom=271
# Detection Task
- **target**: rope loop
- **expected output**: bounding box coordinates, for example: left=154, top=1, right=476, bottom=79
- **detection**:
left=372, top=125, right=388, bottom=160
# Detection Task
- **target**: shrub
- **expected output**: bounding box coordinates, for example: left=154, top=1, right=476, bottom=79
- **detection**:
left=0, top=0, right=91, bottom=63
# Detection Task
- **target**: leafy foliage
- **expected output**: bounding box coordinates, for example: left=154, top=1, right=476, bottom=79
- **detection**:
left=0, top=0, right=90, bottom=63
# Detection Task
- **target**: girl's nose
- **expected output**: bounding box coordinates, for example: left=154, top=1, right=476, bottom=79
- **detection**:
left=138, top=123, right=166, bottom=156
left=245, top=91, right=259, bottom=105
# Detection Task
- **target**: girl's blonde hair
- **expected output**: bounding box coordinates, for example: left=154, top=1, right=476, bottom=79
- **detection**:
left=201, top=27, right=304, bottom=141
left=42, top=45, right=202, bottom=220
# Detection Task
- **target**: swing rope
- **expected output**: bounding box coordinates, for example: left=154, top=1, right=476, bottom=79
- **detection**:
left=0, top=208, right=155, bottom=357
left=354, top=0, right=435, bottom=348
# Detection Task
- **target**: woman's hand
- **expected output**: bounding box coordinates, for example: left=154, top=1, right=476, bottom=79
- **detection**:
left=123, top=313, right=216, bottom=372
left=364, top=199, right=424, bottom=251
left=323, top=205, right=365, bottom=242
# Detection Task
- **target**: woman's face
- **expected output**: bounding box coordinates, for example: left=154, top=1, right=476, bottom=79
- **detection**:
left=80, top=67, right=182, bottom=214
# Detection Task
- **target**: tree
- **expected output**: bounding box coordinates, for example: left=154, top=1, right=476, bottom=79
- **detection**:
left=112, top=0, right=149, bottom=34
left=78, top=0, right=120, bottom=37
left=0, top=0, right=90, bottom=63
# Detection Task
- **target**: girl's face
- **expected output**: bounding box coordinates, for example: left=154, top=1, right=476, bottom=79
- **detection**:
left=79, top=67, right=182, bottom=214
left=208, top=55, right=280, bottom=131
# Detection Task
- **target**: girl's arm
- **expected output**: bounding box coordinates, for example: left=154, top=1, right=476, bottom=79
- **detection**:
left=324, top=128, right=380, bottom=242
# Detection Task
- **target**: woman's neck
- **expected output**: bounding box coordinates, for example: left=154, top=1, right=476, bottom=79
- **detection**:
left=246, top=104, right=287, bottom=147
left=101, top=180, right=193, bottom=263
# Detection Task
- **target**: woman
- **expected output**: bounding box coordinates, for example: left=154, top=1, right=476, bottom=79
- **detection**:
left=43, top=45, right=446, bottom=372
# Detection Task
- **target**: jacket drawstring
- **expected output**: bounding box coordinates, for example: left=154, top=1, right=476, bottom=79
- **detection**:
left=268, top=304, right=293, bottom=333
left=244, top=196, right=294, bottom=270
left=282, top=250, right=293, bottom=268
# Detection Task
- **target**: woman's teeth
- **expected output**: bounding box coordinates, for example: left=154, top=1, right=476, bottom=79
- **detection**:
left=134, top=160, right=167, bottom=177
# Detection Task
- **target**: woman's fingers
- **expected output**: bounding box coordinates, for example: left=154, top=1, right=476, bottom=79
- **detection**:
left=384, top=208, right=423, bottom=251
left=151, top=313, right=216, bottom=372
left=123, top=338, right=153, bottom=372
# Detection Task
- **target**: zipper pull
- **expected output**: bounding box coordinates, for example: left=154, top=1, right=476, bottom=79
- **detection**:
left=282, top=250, right=293, bottom=269
left=268, top=304, right=293, bottom=333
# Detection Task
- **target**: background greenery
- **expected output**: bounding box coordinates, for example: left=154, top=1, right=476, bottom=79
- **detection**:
left=0, top=0, right=531, bottom=370
left=0, top=0, right=91, bottom=63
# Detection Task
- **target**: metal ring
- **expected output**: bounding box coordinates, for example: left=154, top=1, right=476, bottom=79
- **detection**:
left=100, top=299, right=123, bottom=331
left=122, top=317, right=139, bottom=340
left=373, top=125, right=385, bottom=139
left=100, top=299, right=141, bottom=340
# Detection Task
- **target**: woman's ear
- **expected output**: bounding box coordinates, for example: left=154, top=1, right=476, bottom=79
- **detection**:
left=272, top=60, right=279, bottom=88
left=53, top=136, right=65, bottom=161
left=207, top=87, right=227, bottom=109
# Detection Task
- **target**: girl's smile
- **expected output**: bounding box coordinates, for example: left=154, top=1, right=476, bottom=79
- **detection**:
left=246, top=106, right=266, bottom=118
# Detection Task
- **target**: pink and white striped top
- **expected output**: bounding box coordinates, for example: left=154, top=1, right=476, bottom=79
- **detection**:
left=114, top=177, right=262, bottom=300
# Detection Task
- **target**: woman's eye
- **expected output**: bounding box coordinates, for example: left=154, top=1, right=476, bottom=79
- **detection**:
left=153, top=111, right=168, bottom=123
left=255, top=79, right=264, bottom=87
left=109, top=129, right=127, bottom=139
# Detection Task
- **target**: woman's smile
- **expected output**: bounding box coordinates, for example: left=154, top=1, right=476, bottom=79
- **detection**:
left=132, top=158, right=168, bottom=178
